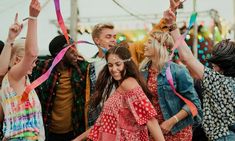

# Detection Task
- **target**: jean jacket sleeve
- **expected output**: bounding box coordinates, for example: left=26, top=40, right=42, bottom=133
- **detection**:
left=174, top=65, right=203, bottom=119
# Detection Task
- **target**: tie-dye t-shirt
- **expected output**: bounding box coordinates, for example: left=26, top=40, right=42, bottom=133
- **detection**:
left=0, top=74, right=45, bottom=140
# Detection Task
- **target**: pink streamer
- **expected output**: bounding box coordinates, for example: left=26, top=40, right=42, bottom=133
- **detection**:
left=166, top=65, right=198, bottom=116
left=21, top=41, right=94, bottom=102
left=54, top=0, right=70, bottom=44
left=21, top=0, right=95, bottom=102
left=166, top=12, right=198, bottom=116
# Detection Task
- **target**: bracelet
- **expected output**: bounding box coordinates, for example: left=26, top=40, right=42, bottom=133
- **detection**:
left=169, top=23, right=178, bottom=32
left=28, top=16, right=37, bottom=20
left=23, top=16, right=37, bottom=21
left=173, top=115, right=179, bottom=123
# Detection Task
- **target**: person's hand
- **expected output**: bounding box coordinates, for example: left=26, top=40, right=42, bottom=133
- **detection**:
left=29, top=0, right=41, bottom=17
left=160, top=117, right=177, bottom=134
left=7, top=13, right=23, bottom=43
left=163, top=9, right=176, bottom=27
left=169, top=0, right=185, bottom=13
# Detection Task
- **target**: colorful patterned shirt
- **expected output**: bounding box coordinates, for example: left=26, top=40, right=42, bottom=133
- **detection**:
left=0, top=74, right=45, bottom=140
left=88, top=86, right=157, bottom=141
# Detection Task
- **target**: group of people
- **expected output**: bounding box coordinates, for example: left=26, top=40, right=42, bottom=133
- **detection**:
left=0, top=0, right=234, bottom=141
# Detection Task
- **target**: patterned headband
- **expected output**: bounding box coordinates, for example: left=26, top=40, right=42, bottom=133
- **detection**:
left=122, top=58, right=132, bottom=62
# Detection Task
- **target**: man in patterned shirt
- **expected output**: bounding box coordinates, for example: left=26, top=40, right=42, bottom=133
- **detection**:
left=30, top=35, right=89, bottom=141
left=165, top=1, right=235, bottom=140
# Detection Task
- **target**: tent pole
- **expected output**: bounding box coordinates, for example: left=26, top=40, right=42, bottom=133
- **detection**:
left=70, top=0, right=78, bottom=41
left=192, top=0, right=198, bottom=58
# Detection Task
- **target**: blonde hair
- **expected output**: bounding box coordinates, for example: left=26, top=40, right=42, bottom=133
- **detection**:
left=139, top=31, right=174, bottom=71
left=9, top=39, right=25, bottom=67
left=129, top=41, right=145, bottom=66
left=92, top=23, right=114, bottom=42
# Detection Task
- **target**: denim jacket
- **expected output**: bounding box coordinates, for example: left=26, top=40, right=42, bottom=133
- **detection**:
left=141, top=62, right=202, bottom=134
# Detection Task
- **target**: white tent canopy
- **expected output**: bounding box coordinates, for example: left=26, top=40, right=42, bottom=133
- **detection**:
left=0, top=0, right=234, bottom=57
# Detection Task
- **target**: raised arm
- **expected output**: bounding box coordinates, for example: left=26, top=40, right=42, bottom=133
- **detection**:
left=0, top=13, right=23, bottom=78
left=9, top=0, right=41, bottom=81
left=163, top=9, right=204, bottom=79
left=169, top=0, right=186, bottom=13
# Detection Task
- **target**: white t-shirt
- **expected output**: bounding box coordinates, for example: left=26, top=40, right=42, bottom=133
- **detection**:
left=93, top=57, right=106, bottom=79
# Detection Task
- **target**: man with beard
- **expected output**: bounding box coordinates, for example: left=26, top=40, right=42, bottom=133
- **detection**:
left=30, top=35, right=89, bottom=141
left=30, top=23, right=116, bottom=140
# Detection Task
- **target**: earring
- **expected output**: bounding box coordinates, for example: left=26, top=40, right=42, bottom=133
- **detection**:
left=122, top=69, right=126, bottom=77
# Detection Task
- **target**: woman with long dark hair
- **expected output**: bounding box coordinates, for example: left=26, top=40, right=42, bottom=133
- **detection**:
left=73, top=46, right=165, bottom=141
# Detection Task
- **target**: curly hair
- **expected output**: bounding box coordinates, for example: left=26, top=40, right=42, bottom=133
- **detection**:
left=208, top=39, right=235, bottom=77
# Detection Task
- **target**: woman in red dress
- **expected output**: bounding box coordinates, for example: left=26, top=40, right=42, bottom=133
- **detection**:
left=73, top=46, right=165, bottom=141
left=139, top=30, right=202, bottom=141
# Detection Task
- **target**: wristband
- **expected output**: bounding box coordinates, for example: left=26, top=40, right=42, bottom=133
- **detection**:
left=169, top=23, right=178, bottom=32
left=28, top=16, right=37, bottom=20
left=173, top=115, right=179, bottom=123
left=23, top=16, right=37, bottom=21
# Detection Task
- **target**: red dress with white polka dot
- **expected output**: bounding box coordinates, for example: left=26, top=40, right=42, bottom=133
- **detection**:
left=88, top=86, right=157, bottom=141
